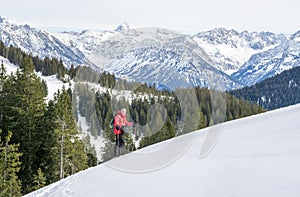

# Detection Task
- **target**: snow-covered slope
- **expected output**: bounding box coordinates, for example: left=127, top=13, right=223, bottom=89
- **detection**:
left=52, top=29, right=117, bottom=56
left=0, top=55, right=67, bottom=101
left=232, top=33, right=300, bottom=86
left=86, top=27, right=240, bottom=90
left=25, top=103, right=300, bottom=197
left=193, top=28, right=280, bottom=75
left=51, top=26, right=300, bottom=90
left=0, top=16, right=93, bottom=68
left=0, top=55, right=18, bottom=73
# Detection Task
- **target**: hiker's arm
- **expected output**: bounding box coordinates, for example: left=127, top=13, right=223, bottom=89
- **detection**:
left=125, top=119, right=134, bottom=126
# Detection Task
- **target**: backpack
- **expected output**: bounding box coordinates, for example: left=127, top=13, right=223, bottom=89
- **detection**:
left=109, top=115, right=115, bottom=129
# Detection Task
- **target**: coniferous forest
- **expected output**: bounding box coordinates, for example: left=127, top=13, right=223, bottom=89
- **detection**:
left=0, top=51, right=93, bottom=195
left=0, top=41, right=266, bottom=195
left=230, top=66, right=300, bottom=110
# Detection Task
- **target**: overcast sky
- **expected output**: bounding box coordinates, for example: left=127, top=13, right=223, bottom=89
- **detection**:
left=1, top=0, right=299, bottom=34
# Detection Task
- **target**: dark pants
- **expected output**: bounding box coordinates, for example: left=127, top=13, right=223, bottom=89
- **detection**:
left=114, top=134, right=124, bottom=157
left=115, top=134, right=124, bottom=147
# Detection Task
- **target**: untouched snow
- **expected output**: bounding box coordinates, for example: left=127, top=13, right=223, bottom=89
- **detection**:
left=0, top=55, right=70, bottom=102
left=25, top=104, right=300, bottom=197
left=0, top=56, right=18, bottom=73
left=193, top=38, right=257, bottom=74
left=38, top=74, right=70, bottom=101
left=77, top=111, right=105, bottom=160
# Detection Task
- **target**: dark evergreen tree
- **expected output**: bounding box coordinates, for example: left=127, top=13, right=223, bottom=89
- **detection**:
left=82, top=135, right=97, bottom=167
left=69, top=64, right=76, bottom=79
left=32, top=168, right=47, bottom=190
left=54, top=87, right=88, bottom=179
left=0, top=61, right=6, bottom=132
left=101, top=140, right=115, bottom=162
left=0, top=130, right=22, bottom=197
left=38, top=100, right=60, bottom=184
left=5, top=57, right=46, bottom=193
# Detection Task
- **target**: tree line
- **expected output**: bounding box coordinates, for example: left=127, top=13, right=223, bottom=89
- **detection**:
left=0, top=40, right=70, bottom=81
left=90, top=77, right=265, bottom=162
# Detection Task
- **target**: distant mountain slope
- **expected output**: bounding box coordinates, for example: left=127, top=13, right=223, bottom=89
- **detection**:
left=1, top=16, right=300, bottom=90
left=192, top=28, right=280, bottom=75
left=85, top=28, right=241, bottom=90
left=232, top=32, right=300, bottom=86
left=0, top=16, right=94, bottom=68
left=230, top=66, right=300, bottom=110
left=25, top=103, right=300, bottom=197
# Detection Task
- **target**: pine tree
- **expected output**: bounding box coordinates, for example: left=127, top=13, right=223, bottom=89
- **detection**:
left=139, top=117, right=175, bottom=149
left=39, top=100, right=60, bottom=183
left=0, top=61, right=6, bottom=132
left=32, top=168, right=46, bottom=190
left=82, top=135, right=97, bottom=167
left=69, top=64, right=76, bottom=79
left=101, top=139, right=115, bottom=162
left=0, top=130, right=22, bottom=197
left=41, top=79, right=48, bottom=97
left=54, top=87, right=88, bottom=179
left=5, top=57, right=46, bottom=193
left=123, top=134, right=136, bottom=153
left=103, top=107, right=114, bottom=141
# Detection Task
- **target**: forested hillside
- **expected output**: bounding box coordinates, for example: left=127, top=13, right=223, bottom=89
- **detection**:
left=0, top=58, right=94, bottom=195
left=0, top=40, right=74, bottom=80
left=230, top=66, right=300, bottom=110
left=0, top=42, right=265, bottom=195
left=86, top=73, right=266, bottom=162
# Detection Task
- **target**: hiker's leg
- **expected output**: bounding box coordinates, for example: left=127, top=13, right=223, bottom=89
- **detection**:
left=114, top=134, right=120, bottom=157
left=119, top=134, right=125, bottom=148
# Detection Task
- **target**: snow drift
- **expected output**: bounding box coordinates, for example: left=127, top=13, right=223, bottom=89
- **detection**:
left=25, top=104, right=300, bottom=197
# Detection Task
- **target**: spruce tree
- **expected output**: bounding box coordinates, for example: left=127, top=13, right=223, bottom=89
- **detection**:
left=39, top=100, right=60, bottom=183
left=82, top=135, right=97, bottom=167
left=54, top=87, right=88, bottom=179
left=5, top=57, right=46, bottom=193
left=32, top=168, right=47, bottom=190
left=101, top=139, right=115, bottom=162
left=0, top=61, right=6, bottom=132
left=123, top=133, right=136, bottom=152
left=0, top=130, right=22, bottom=197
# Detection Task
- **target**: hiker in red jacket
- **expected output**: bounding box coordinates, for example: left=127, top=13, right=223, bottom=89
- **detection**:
left=114, top=108, right=134, bottom=157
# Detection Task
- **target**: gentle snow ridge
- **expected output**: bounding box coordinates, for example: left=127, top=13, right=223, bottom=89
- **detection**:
left=25, top=103, right=300, bottom=197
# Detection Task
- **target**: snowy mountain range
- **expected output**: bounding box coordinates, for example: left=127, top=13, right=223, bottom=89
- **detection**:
left=0, top=16, right=95, bottom=68
left=24, top=103, right=300, bottom=197
left=233, top=32, right=300, bottom=86
left=1, top=16, right=300, bottom=90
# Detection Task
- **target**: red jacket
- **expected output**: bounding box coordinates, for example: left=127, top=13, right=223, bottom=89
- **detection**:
left=113, top=110, right=134, bottom=135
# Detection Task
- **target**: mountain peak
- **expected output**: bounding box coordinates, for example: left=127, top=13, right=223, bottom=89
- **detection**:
left=212, top=27, right=239, bottom=35
left=79, top=29, right=97, bottom=36
left=115, top=22, right=130, bottom=32
left=0, top=16, right=9, bottom=24
left=291, top=30, right=300, bottom=41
